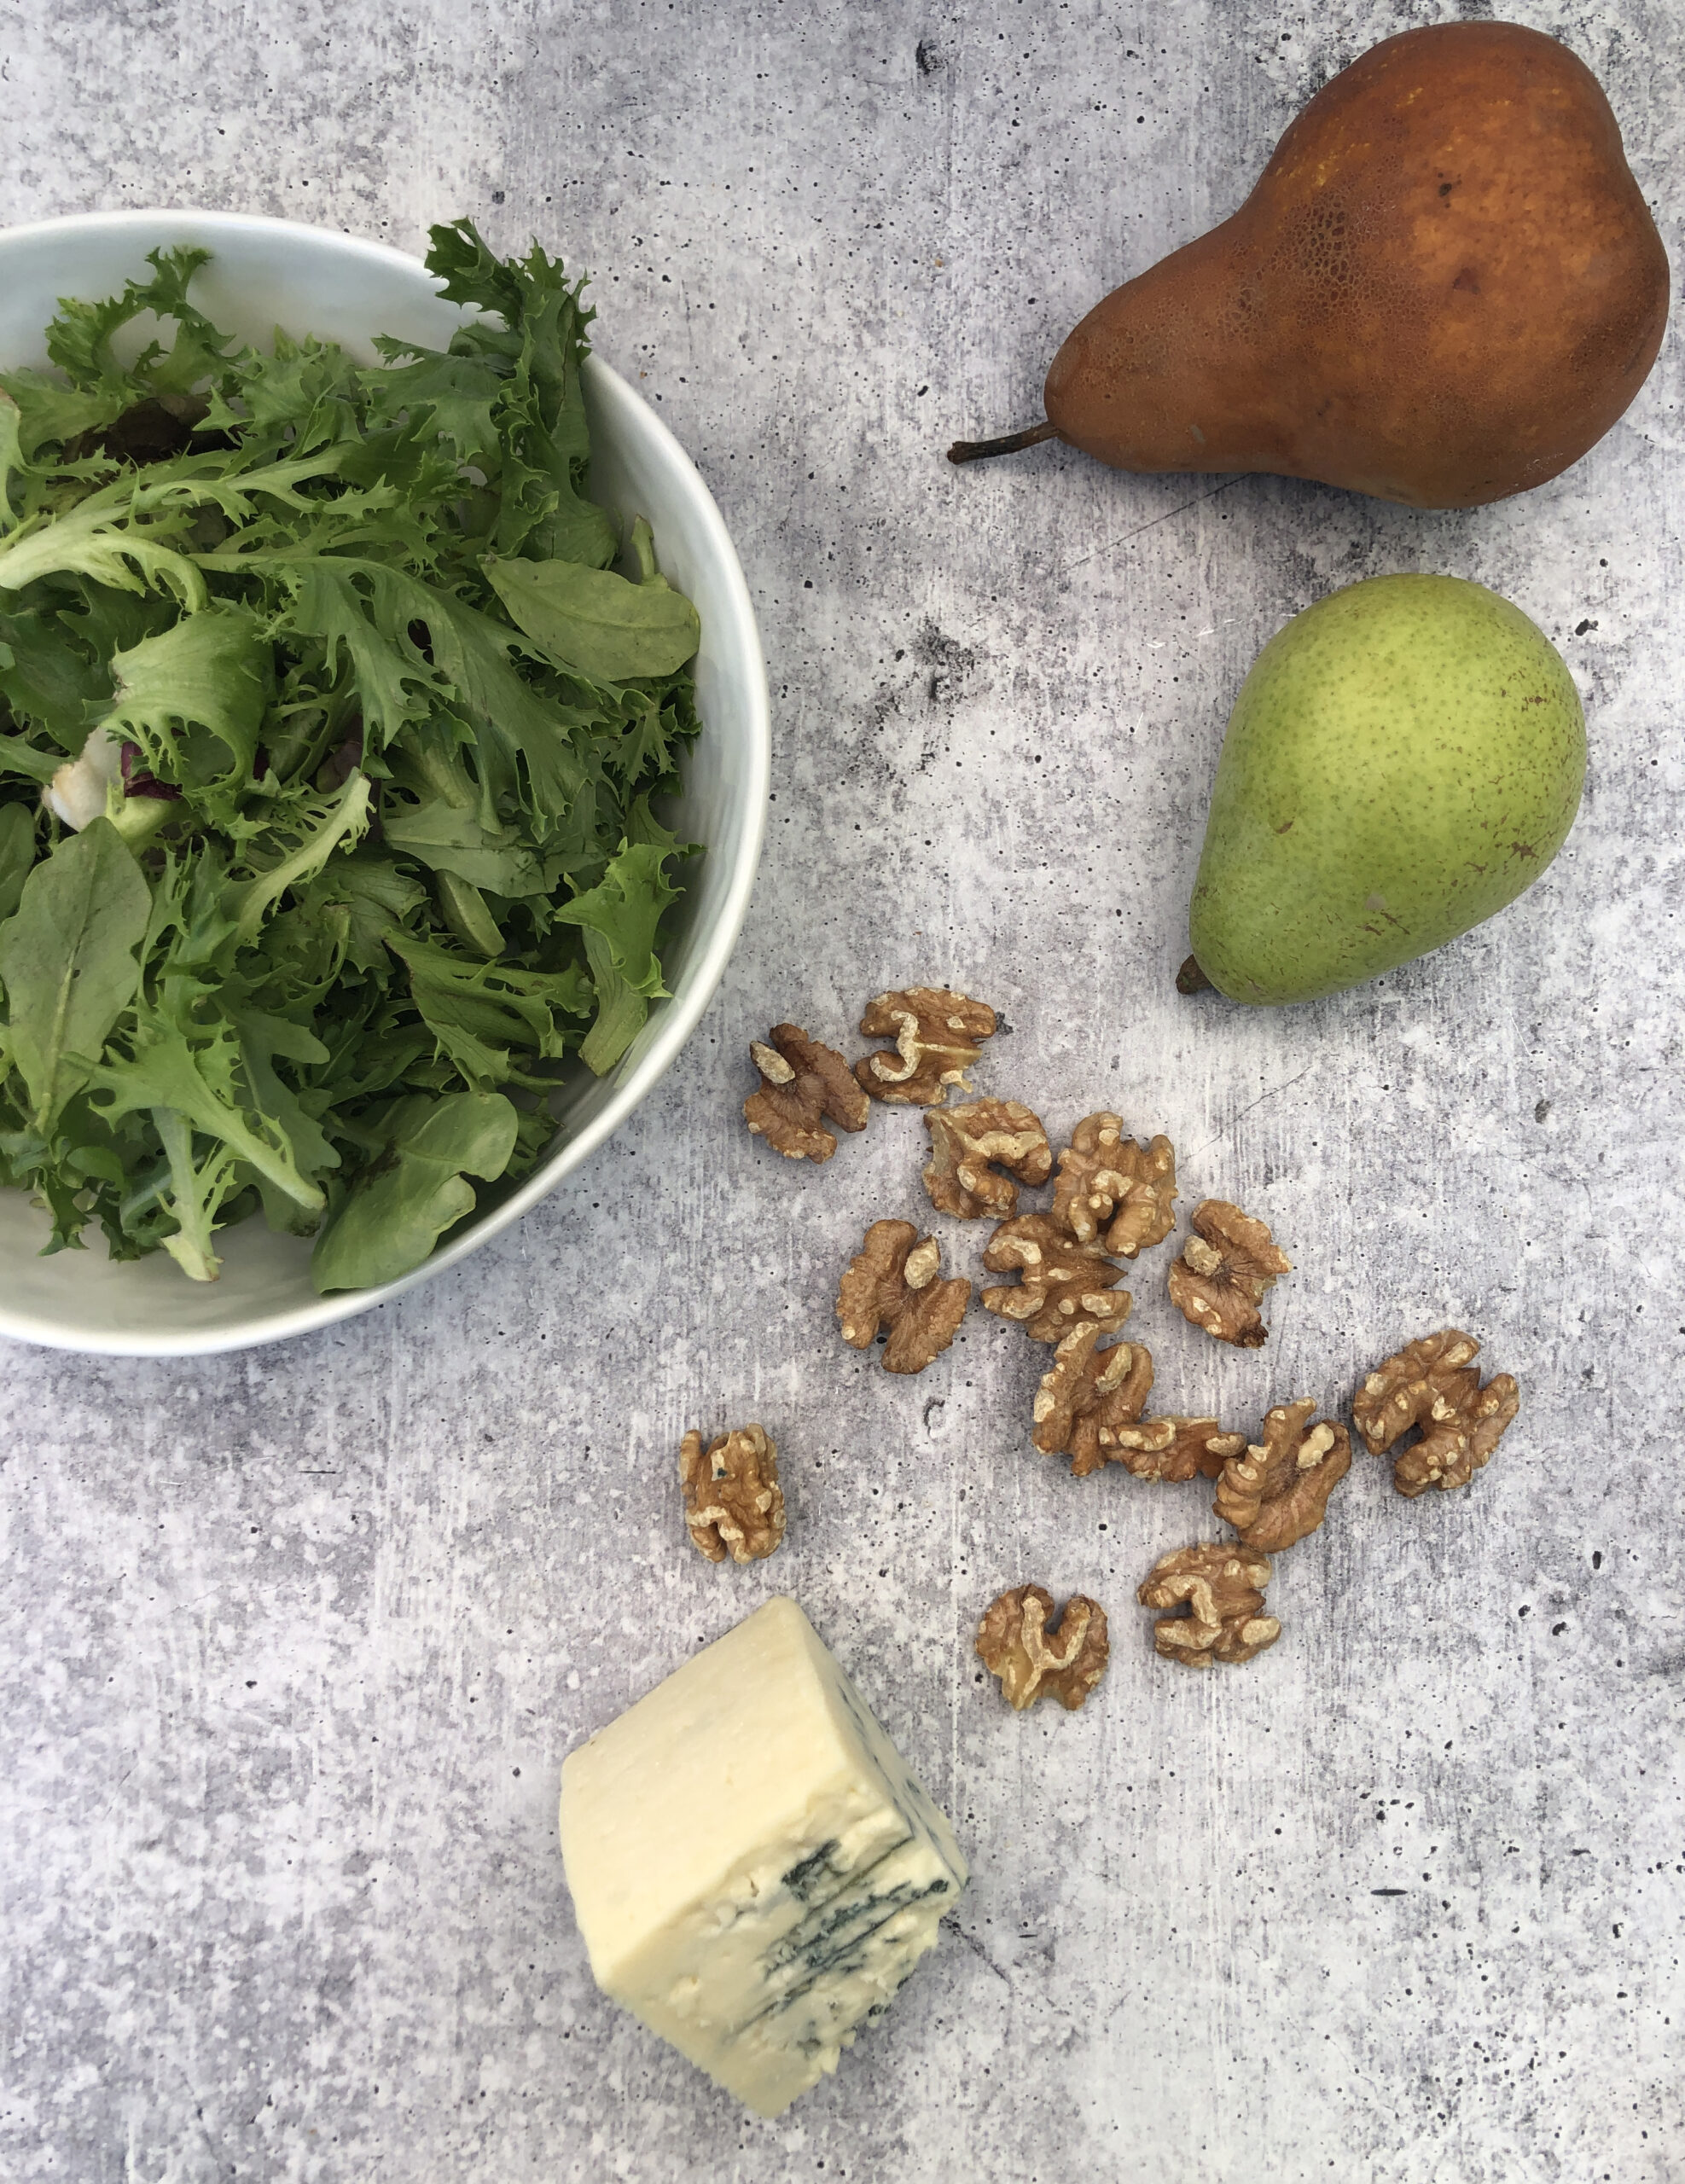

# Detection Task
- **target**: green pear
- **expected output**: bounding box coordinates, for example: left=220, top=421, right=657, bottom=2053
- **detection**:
left=1183, top=575, right=1585, bottom=1006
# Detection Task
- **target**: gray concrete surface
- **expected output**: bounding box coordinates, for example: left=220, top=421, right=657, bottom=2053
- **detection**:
left=3, top=2, right=1682, bottom=2177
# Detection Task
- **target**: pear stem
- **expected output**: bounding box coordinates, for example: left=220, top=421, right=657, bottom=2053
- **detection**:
left=947, top=420, right=1060, bottom=466
left=1176, top=955, right=1214, bottom=996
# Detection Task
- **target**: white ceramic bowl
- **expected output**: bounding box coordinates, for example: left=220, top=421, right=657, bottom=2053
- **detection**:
left=0, top=210, right=768, bottom=1356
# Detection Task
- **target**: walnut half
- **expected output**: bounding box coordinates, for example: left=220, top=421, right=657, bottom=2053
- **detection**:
left=679, top=1424, right=786, bottom=1564
left=1211, top=1399, right=1352, bottom=1551
left=976, top=1584, right=1110, bottom=1711
left=836, top=1218, right=971, bottom=1374
left=1137, top=1543, right=1281, bottom=1668
left=744, top=1023, right=870, bottom=1162
left=1031, top=1326, right=1154, bottom=1478
left=1167, top=1199, right=1292, bottom=1348
left=1101, top=1416, right=1248, bottom=1484
left=923, top=1097, right=1051, bottom=1220
left=853, top=986, right=996, bottom=1107
left=1353, top=1329, right=1520, bottom=1497
left=1049, top=1112, right=1178, bottom=1258
left=980, top=1214, right=1133, bottom=1343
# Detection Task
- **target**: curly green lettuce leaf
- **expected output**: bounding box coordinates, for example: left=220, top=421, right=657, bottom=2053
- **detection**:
left=99, top=602, right=271, bottom=797
left=46, top=246, right=236, bottom=408
left=0, top=392, right=23, bottom=528
left=89, top=1002, right=327, bottom=1279
left=224, top=770, right=373, bottom=944
left=386, top=932, right=592, bottom=1088
left=549, top=838, right=683, bottom=1074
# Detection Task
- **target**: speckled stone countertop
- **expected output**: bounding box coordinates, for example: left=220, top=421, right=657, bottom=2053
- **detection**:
left=2, top=4, right=1682, bottom=2179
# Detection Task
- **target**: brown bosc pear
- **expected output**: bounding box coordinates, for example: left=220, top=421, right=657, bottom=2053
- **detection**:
left=952, top=22, right=1669, bottom=509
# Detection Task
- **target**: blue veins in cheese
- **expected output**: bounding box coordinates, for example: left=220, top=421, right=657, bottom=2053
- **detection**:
left=558, top=1594, right=968, bottom=2117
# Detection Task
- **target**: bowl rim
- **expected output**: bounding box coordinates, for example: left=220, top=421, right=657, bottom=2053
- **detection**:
left=0, top=207, right=770, bottom=1356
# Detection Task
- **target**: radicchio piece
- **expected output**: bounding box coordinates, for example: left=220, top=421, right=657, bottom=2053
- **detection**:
left=119, top=741, right=181, bottom=802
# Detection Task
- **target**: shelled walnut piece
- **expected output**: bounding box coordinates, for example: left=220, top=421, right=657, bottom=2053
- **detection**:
left=1049, top=1112, right=1178, bottom=1258
left=1137, top=1543, right=1281, bottom=1668
left=1168, top=1199, right=1292, bottom=1348
left=980, top=1214, right=1133, bottom=1343
left=1101, top=1415, right=1248, bottom=1484
left=976, top=1584, right=1110, bottom=1711
left=679, top=1424, right=786, bottom=1565
left=1211, top=1398, right=1352, bottom=1551
left=1354, top=1328, right=1520, bottom=1496
left=743, top=1024, right=870, bottom=1163
left=923, top=1097, right=1051, bottom=1219
left=836, top=1218, right=972, bottom=1374
left=1031, top=1326, right=1155, bottom=1477
left=853, top=987, right=996, bottom=1107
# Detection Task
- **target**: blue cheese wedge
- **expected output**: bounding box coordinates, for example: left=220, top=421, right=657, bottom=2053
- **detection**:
left=559, top=1595, right=967, bottom=2117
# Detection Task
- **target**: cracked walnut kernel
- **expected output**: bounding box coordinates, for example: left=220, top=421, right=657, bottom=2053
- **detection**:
left=1049, top=1112, right=1178, bottom=1258
left=1167, top=1199, right=1292, bottom=1348
left=923, top=1097, right=1052, bottom=1220
left=1099, top=1416, right=1248, bottom=1484
left=853, top=987, right=996, bottom=1106
left=980, top=1214, right=1133, bottom=1343
left=679, top=1424, right=786, bottom=1565
left=743, top=1023, right=870, bottom=1163
left=976, top=1584, right=1110, bottom=1711
left=1211, top=1399, right=1352, bottom=1551
left=1137, top=1543, right=1281, bottom=1668
left=836, top=1218, right=971, bottom=1374
left=1031, top=1326, right=1155, bottom=1478
left=1353, top=1329, right=1519, bottom=1497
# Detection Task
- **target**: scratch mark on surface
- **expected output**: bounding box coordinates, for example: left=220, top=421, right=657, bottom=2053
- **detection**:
left=951, top=1922, right=1013, bottom=1985
left=1065, top=477, right=1246, bottom=573
left=1185, top=1060, right=1319, bottom=1162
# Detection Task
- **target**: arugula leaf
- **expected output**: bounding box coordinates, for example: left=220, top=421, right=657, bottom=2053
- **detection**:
left=625, top=515, right=659, bottom=584
left=310, top=1089, right=518, bottom=1292
left=381, top=795, right=545, bottom=895
left=432, top=872, right=504, bottom=957
left=484, top=552, right=700, bottom=682
left=0, top=606, right=112, bottom=748
left=0, top=803, right=34, bottom=921
left=531, top=482, right=619, bottom=571
left=0, top=818, right=151, bottom=1128
left=0, top=731, right=73, bottom=787
left=293, top=852, right=426, bottom=973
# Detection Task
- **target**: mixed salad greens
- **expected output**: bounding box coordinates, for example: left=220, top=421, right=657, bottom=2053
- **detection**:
left=0, top=222, right=702, bottom=1292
